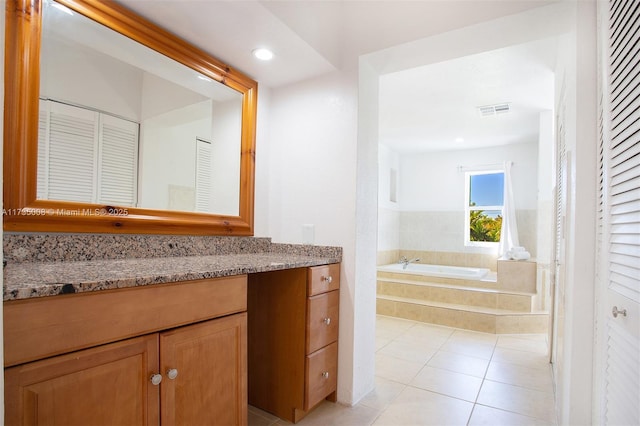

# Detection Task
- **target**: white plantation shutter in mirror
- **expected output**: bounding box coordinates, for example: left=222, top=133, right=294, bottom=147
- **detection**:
left=195, top=138, right=213, bottom=213
left=97, top=115, right=139, bottom=205
left=37, top=102, right=49, bottom=200
left=47, top=102, right=98, bottom=203
left=596, top=0, right=640, bottom=424
left=38, top=99, right=139, bottom=207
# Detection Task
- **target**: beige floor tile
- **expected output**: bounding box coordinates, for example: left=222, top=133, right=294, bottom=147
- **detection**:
left=249, top=405, right=280, bottom=426
left=375, top=353, right=425, bottom=384
left=372, top=386, right=473, bottom=426
left=358, top=376, right=406, bottom=411
left=486, top=361, right=554, bottom=393
left=439, top=339, right=496, bottom=360
left=476, top=380, right=556, bottom=423
left=394, top=323, right=453, bottom=349
left=376, top=327, right=402, bottom=342
left=264, top=316, right=557, bottom=426
left=492, top=347, right=551, bottom=369
left=376, top=315, right=416, bottom=337
left=375, top=336, right=392, bottom=351
left=274, top=401, right=379, bottom=426
left=496, top=335, right=548, bottom=354
left=503, top=333, right=548, bottom=342
left=377, top=338, right=438, bottom=364
left=410, top=366, right=483, bottom=402
left=469, top=404, right=556, bottom=425
left=427, top=350, right=490, bottom=378
left=449, top=329, right=498, bottom=344
left=406, top=322, right=455, bottom=338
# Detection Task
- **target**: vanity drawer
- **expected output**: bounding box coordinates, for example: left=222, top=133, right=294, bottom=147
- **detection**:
left=306, top=290, right=339, bottom=354
left=307, top=264, right=340, bottom=296
left=4, top=275, right=247, bottom=367
left=304, top=342, right=338, bottom=411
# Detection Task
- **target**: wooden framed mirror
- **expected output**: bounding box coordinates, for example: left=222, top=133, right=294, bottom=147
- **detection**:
left=4, top=0, right=257, bottom=235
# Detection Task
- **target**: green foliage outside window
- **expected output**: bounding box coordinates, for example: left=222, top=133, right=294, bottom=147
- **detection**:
left=469, top=208, right=502, bottom=242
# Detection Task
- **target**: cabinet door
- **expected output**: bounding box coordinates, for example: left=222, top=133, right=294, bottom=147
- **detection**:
left=160, top=313, right=247, bottom=426
left=4, top=335, right=159, bottom=426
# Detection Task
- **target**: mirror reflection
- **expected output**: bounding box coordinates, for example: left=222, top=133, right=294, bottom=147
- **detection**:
left=38, top=0, right=243, bottom=216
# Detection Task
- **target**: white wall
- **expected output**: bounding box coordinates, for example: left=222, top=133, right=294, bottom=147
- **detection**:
left=400, top=143, right=538, bottom=211
left=537, top=110, right=555, bottom=264
left=354, top=59, right=381, bottom=404
left=139, top=100, right=214, bottom=211
left=553, top=1, right=597, bottom=424
left=140, top=72, right=208, bottom=121
left=378, top=144, right=400, bottom=252
left=41, top=38, right=143, bottom=121
left=537, top=110, right=554, bottom=311
left=258, top=70, right=371, bottom=404
left=210, top=99, right=242, bottom=216
left=395, top=142, right=539, bottom=256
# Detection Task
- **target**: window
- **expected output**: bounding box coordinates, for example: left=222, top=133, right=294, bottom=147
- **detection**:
left=465, top=170, right=504, bottom=245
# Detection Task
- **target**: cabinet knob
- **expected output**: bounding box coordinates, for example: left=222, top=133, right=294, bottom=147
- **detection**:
left=167, top=368, right=179, bottom=380
left=322, top=371, right=330, bottom=379
left=612, top=306, right=627, bottom=318
left=322, top=275, right=333, bottom=284
left=150, top=374, right=163, bottom=386
left=323, top=317, right=331, bottom=325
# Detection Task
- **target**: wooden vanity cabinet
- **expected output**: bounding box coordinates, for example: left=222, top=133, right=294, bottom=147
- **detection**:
left=160, top=313, right=247, bottom=426
left=5, top=334, right=160, bottom=426
left=4, top=276, right=248, bottom=426
left=248, top=263, right=340, bottom=423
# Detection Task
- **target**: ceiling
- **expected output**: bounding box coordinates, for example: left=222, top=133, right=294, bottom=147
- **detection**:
left=117, top=0, right=562, bottom=153
left=379, top=38, right=557, bottom=153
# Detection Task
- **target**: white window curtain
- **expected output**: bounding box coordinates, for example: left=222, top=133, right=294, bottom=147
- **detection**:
left=498, top=160, right=519, bottom=257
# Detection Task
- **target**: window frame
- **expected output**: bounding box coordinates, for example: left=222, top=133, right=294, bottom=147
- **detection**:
left=464, top=168, right=505, bottom=247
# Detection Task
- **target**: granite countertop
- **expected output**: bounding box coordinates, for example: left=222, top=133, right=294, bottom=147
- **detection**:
left=3, top=252, right=340, bottom=301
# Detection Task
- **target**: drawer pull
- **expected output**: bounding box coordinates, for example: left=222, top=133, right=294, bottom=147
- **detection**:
left=321, top=275, right=333, bottom=284
left=323, top=317, right=331, bottom=325
left=322, top=371, right=330, bottom=379
left=150, top=374, right=163, bottom=386
left=167, top=368, right=179, bottom=380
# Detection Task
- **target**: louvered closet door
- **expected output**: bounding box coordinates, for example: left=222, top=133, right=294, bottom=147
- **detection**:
left=38, top=100, right=140, bottom=206
left=596, top=0, right=640, bottom=424
left=195, top=138, right=213, bottom=213
left=37, top=102, right=49, bottom=200
left=97, top=115, right=139, bottom=206
left=47, top=102, right=99, bottom=202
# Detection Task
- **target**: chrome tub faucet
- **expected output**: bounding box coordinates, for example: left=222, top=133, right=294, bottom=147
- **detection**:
left=398, top=256, right=420, bottom=269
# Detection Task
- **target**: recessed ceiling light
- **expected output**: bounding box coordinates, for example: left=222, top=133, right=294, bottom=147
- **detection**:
left=455, top=137, right=465, bottom=143
left=252, top=48, right=274, bottom=61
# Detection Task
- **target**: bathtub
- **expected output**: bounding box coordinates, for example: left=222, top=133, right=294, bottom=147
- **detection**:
left=377, top=263, right=490, bottom=280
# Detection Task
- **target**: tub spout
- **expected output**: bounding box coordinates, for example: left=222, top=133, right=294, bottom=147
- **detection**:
left=398, top=256, right=420, bottom=269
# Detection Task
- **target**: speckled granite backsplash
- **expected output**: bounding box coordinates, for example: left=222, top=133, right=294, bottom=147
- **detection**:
left=4, top=233, right=342, bottom=264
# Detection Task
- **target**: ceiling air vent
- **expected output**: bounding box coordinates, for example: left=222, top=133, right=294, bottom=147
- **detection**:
left=478, top=103, right=511, bottom=116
